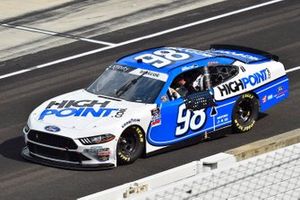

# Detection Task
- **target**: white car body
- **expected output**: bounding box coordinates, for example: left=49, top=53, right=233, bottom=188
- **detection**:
left=24, top=89, right=158, bottom=168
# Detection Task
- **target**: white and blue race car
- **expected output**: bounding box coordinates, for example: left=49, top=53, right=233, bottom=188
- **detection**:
left=22, top=45, right=289, bottom=169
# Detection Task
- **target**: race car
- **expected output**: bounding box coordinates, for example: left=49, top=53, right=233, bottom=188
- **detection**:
left=21, top=45, right=289, bottom=169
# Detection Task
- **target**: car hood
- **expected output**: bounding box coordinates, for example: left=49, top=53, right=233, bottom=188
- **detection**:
left=29, top=89, right=155, bottom=138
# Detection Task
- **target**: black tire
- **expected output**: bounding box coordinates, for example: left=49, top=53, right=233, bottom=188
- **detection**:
left=232, top=93, right=259, bottom=133
left=117, top=126, right=144, bottom=165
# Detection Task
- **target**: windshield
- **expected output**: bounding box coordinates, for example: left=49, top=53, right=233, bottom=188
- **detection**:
left=86, top=65, right=165, bottom=103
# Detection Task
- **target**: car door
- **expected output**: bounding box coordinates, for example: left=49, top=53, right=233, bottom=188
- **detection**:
left=147, top=67, right=218, bottom=146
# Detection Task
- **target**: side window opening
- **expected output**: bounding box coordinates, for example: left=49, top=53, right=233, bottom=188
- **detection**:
left=209, top=65, right=239, bottom=87
left=165, top=65, right=238, bottom=101
left=168, top=68, right=208, bottom=101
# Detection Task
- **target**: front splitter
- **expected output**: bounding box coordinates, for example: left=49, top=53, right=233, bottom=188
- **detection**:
left=21, top=146, right=115, bottom=171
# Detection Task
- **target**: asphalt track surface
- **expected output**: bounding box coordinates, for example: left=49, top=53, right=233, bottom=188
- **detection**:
left=0, top=0, right=299, bottom=199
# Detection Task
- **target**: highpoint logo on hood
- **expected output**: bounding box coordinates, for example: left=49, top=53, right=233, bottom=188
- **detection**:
left=46, top=100, right=110, bottom=109
left=217, top=68, right=270, bottom=96
left=38, top=100, right=125, bottom=120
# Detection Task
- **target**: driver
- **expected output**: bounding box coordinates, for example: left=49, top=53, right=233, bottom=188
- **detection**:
left=192, top=74, right=206, bottom=92
left=169, top=75, right=189, bottom=99
left=174, top=76, right=189, bottom=96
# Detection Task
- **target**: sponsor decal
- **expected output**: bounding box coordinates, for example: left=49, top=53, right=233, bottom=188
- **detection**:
left=97, top=148, right=110, bottom=156
left=46, top=100, right=110, bottom=109
left=115, top=108, right=126, bottom=118
left=39, top=100, right=124, bottom=120
left=139, top=70, right=160, bottom=78
left=151, top=108, right=160, bottom=117
left=39, top=108, right=118, bottom=120
left=151, top=119, right=161, bottom=127
left=218, top=68, right=271, bottom=96
left=214, top=50, right=260, bottom=61
left=44, top=125, right=60, bottom=132
left=108, top=64, right=130, bottom=72
left=170, top=47, right=213, bottom=57
left=275, top=86, right=288, bottom=99
left=122, top=119, right=141, bottom=129
left=85, top=147, right=111, bottom=161
left=216, top=114, right=229, bottom=124
left=151, top=108, right=161, bottom=127
left=182, top=65, right=197, bottom=71
left=208, top=61, right=219, bottom=66
left=267, top=94, right=273, bottom=101
left=97, top=148, right=111, bottom=161
left=261, top=93, right=273, bottom=104
left=129, top=68, right=168, bottom=81
left=262, top=95, right=267, bottom=103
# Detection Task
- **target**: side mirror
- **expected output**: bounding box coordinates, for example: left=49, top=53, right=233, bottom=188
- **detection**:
left=184, top=91, right=216, bottom=111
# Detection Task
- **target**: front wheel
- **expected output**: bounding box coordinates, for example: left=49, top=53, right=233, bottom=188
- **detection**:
left=232, top=93, right=259, bottom=133
left=117, top=126, right=144, bottom=165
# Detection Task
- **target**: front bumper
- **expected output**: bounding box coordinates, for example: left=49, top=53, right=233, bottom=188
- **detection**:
left=22, top=129, right=117, bottom=170
left=22, top=146, right=115, bottom=170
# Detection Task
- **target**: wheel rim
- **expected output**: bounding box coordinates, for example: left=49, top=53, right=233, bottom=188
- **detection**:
left=237, top=99, right=253, bottom=123
left=118, top=133, right=137, bottom=156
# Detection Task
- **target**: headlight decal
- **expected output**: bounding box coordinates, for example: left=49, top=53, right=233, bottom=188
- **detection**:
left=79, top=134, right=115, bottom=145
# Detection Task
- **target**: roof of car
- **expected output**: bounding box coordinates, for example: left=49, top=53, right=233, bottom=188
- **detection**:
left=116, top=47, right=218, bottom=73
left=116, top=46, right=271, bottom=74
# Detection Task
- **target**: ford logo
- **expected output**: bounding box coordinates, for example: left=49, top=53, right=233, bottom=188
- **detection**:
left=45, top=125, right=60, bottom=132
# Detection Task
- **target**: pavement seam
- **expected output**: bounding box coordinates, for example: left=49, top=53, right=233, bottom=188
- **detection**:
left=0, top=23, right=115, bottom=46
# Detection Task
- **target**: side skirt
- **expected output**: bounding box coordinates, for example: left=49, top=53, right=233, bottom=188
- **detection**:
left=145, top=126, right=231, bottom=157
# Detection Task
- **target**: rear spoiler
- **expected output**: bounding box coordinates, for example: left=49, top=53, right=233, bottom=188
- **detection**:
left=210, top=44, right=279, bottom=62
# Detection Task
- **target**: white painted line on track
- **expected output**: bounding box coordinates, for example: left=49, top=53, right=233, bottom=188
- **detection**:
left=1, top=23, right=116, bottom=46
left=116, top=0, right=284, bottom=46
left=79, top=38, right=115, bottom=46
left=286, top=66, right=300, bottom=73
left=0, top=0, right=284, bottom=80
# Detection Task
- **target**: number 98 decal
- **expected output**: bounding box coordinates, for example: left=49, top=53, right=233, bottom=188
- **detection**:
left=134, top=49, right=190, bottom=68
left=176, top=104, right=206, bottom=136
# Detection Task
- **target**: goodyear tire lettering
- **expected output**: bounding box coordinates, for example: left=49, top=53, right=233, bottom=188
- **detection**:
left=117, top=126, right=144, bottom=165
left=232, top=93, right=259, bottom=133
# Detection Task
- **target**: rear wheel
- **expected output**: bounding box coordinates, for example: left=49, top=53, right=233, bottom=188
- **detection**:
left=117, top=126, right=144, bottom=165
left=232, top=93, right=259, bottom=133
